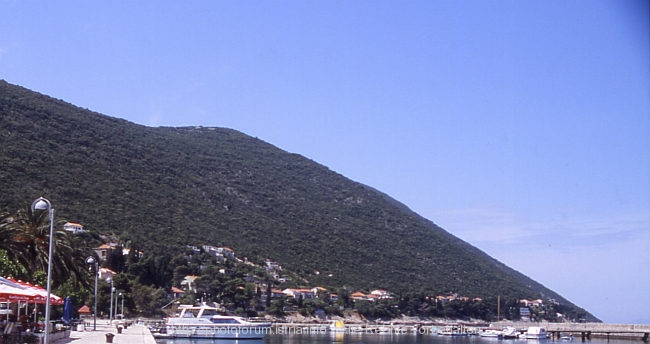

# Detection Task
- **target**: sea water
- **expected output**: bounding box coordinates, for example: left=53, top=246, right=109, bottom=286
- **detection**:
left=155, top=333, right=644, bottom=344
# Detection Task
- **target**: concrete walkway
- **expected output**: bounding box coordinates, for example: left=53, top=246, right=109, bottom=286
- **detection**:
left=60, top=322, right=157, bottom=344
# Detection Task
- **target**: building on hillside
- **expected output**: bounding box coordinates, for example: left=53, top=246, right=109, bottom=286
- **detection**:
left=265, top=259, right=282, bottom=271
left=282, top=288, right=315, bottom=299
left=370, top=289, right=393, bottom=299
left=122, top=247, right=144, bottom=259
left=63, top=222, right=84, bottom=234
left=269, top=289, right=286, bottom=299
left=519, top=299, right=543, bottom=307
left=94, top=244, right=114, bottom=261
left=436, top=294, right=459, bottom=304
left=351, top=292, right=379, bottom=302
left=203, top=246, right=236, bottom=261
left=98, top=267, right=116, bottom=280
left=180, top=275, right=199, bottom=293
left=171, top=286, right=185, bottom=300
left=310, top=286, right=328, bottom=299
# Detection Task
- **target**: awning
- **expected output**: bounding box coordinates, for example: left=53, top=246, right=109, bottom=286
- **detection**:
left=0, top=277, right=64, bottom=305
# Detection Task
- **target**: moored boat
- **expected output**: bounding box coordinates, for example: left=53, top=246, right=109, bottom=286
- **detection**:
left=438, top=325, right=470, bottom=336
left=156, top=303, right=272, bottom=339
left=525, top=326, right=548, bottom=339
left=329, top=320, right=346, bottom=333
left=502, top=326, right=520, bottom=339
left=480, top=329, right=504, bottom=338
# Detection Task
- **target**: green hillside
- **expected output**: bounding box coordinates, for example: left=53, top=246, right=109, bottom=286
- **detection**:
left=0, top=80, right=595, bottom=320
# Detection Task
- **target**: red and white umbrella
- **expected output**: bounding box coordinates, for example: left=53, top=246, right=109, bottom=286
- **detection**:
left=0, top=277, right=64, bottom=305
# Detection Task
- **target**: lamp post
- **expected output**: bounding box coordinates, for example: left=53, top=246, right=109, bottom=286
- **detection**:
left=31, top=197, right=54, bottom=344
left=106, top=277, right=114, bottom=324
left=119, top=293, right=124, bottom=318
left=85, top=257, right=98, bottom=330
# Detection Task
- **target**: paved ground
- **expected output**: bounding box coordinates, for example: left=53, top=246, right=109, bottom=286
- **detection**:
left=60, top=322, right=157, bottom=344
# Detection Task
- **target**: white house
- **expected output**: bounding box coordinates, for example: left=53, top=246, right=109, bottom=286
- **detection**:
left=180, top=275, right=199, bottom=293
left=63, top=222, right=84, bottom=234
left=370, top=289, right=393, bottom=299
left=282, top=288, right=315, bottom=299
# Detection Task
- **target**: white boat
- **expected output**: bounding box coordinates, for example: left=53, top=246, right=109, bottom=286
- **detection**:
left=438, top=325, right=469, bottom=336
left=480, top=329, right=504, bottom=338
left=157, top=303, right=272, bottom=339
left=502, top=326, right=520, bottom=339
left=525, top=326, right=548, bottom=339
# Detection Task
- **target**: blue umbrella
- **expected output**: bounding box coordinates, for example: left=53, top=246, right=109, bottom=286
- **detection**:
left=62, top=296, right=74, bottom=325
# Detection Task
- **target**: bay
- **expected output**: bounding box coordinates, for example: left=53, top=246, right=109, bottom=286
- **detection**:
left=155, top=334, right=643, bottom=344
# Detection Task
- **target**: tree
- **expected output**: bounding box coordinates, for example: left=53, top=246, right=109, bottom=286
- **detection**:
left=3, top=206, right=86, bottom=286
left=0, top=212, right=26, bottom=277
left=129, top=284, right=168, bottom=317
left=268, top=297, right=286, bottom=316
left=105, top=245, right=126, bottom=273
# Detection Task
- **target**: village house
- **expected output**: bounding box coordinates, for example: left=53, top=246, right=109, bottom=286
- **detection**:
left=98, top=267, right=116, bottom=280
left=93, top=244, right=114, bottom=261
left=282, top=288, right=315, bottom=299
left=93, top=243, right=138, bottom=261
left=350, top=291, right=379, bottom=302
left=63, top=222, right=84, bottom=234
left=269, top=289, right=286, bottom=299
left=180, top=275, right=199, bottom=293
left=265, top=259, right=282, bottom=272
left=202, top=246, right=236, bottom=261
left=519, top=298, right=544, bottom=307
left=370, top=289, right=393, bottom=299
left=171, top=286, right=185, bottom=300
left=122, top=247, right=144, bottom=259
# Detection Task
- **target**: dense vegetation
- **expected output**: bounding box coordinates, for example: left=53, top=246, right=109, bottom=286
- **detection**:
left=0, top=80, right=597, bottom=321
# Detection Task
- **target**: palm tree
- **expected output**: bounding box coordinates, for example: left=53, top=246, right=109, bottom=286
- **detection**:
left=0, top=212, right=27, bottom=277
left=5, top=205, right=83, bottom=285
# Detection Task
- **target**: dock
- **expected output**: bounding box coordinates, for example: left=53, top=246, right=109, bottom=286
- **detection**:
left=61, top=322, right=157, bottom=344
left=491, top=321, right=650, bottom=341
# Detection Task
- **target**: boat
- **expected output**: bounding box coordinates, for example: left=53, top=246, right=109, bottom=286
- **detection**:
left=502, top=326, right=520, bottom=339
left=525, top=326, right=548, bottom=339
left=329, top=320, right=346, bottom=333
left=438, top=325, right=469, bottom=336
left=480, top=329, right=504, bottom=338
left=156, top=303, right=272, bottom=339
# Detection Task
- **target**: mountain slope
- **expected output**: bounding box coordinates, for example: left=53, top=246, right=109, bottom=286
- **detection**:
left=0, top=80, right=595, bottom=320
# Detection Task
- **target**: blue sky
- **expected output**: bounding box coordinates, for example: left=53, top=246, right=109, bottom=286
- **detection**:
left=1, top=1, right=648, bottom=324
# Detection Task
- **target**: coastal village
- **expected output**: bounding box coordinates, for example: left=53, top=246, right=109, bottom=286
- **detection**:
left=84, top=222, right=557, bottom=324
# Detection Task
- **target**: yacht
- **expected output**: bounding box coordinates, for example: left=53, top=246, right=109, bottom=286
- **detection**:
left=525, top=326, right=548, bottom=339
left=157, top=303, right=272, bottom=339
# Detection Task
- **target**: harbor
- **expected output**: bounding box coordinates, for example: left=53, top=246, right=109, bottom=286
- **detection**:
left=18, top=320, right=649, bottom=344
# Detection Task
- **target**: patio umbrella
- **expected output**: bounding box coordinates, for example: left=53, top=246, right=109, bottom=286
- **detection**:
left=1, top=277, right=64, bottom=305
left=0, top=283, right=37, bottom=302
left=62, top=296, right=74, bottom=325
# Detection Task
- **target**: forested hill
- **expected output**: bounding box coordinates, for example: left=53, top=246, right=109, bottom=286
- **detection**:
left=0, top=80, right=595, bottom=320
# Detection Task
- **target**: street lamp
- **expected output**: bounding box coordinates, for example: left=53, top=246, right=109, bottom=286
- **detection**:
left=119, top=292, right=124, bottom=318
left=106, top=277, right=114, bottom=324
left=85, top=257, right=98, bottom=330
left=114, top=291, right=119, bottom=319
left=31, top=197, right=53, bottom=344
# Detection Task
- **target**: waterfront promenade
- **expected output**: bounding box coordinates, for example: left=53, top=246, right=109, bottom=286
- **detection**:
left=63, top=322, right=157, bottom=344
left=491, top=321, right=650, bottom=341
